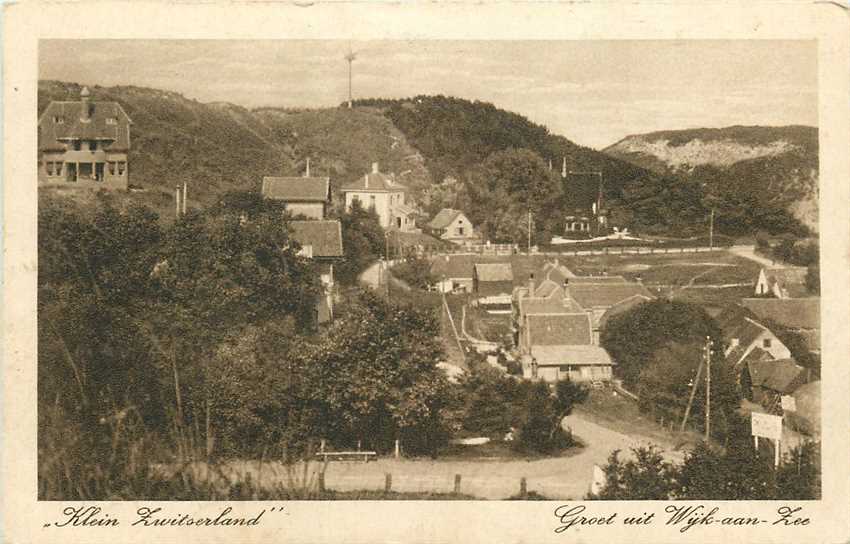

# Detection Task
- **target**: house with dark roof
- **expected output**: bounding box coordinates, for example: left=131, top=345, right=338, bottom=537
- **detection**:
left=512, top=273, right=615, bottom=382
left=716, top=304, right=792, bottom=369
left=741, top=297, right=821, bottom=353
left=262, top=163, right=331, bottom=220
left=38, top=86, right=132, bottom=189
left=741, top=356, right=808, bottom=405
left=426, top=208, right=479, bottom=245
left=513, top=266, right=653, bottom=344
left=472, top=263, right=514, bottom=301
left=754, top=267, right=809, bottom=298
left=340, top=162, right=416, bottom=231
left=289, top=220, right=344, bottom=324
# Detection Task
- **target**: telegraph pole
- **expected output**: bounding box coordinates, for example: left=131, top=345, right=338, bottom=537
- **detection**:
left=704, top=336, right=713, bottom=440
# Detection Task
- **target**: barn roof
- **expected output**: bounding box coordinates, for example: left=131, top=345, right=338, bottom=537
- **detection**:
left=262, top=176, right=330, bottom=202
left=474, top=263, right=514, bottom=282
left=527, top=313, right=592, bottom=345
left=747, top=358, right=807, bottom=394
left=741, top=298, right=820, bottom=330
left=531, top=344, right=614, bottom=366
left=289, top=220, right=343, bottom=258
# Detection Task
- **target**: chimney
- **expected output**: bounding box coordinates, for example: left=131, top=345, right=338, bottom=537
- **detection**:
left=563, top=278, right=570, bottom=299
left=364, top=173, right=369, bottom=189
left=372, top=162, right=379, bottom=174
left=527, top=273, right=535, bottom=297
left=80, top=86, right=91, bottom=121
left=305, top=157, right=311, bottom=177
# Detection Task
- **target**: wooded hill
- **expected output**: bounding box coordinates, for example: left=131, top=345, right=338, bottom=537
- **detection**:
left=604, top=126, right=818, bottom=234
left=39, top=81, right=810, bottom=237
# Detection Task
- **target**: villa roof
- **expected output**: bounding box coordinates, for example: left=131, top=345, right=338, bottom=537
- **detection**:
left=38, top=99, right=132, bottom=152
left=340, top=167, right=406, bottom=192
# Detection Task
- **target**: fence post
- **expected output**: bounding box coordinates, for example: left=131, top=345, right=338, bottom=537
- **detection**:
left=520, top=477, right=528, bottom=499
left=454, top=474, right=462, bottom=494
left=394, top=439, right=400, bottom=459
left=385, top=473, right=392, bottom=493
left=318, top=471, right=325, bottom=493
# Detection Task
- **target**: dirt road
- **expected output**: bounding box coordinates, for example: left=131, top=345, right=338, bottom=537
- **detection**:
left=222, top=412, right=685, bottom=500
left=729, top=245, right=780, bottom=268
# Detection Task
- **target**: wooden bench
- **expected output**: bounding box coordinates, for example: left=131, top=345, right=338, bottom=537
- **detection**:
left=314, top=451, right=378, bottom=463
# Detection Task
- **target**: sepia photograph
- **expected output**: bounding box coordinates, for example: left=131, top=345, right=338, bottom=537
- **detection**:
left=34, top=37, right=824, bottom=503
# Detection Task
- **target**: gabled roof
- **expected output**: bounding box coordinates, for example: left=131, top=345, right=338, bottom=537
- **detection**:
left=474, top=263, right=513, bottom=282
left=428, top=208, right=465, bottom=230
left=527, top=313, right=592, bottom=345
left=567, top=282, right=654, bottom=309
left=262, top=176, right=330, bottom=202
left=340, top=171, right=406, bottom=192
left=747, top=358, right=807, bottom=394
left=538, top=261, right=576, bottom=285
left=289, top=220, right=343, bottom=258
left=531, top=344, right=614, bottom=366
left=38, top=100, right=132, bottom=151
left=741, top=298, right=820, bottom=330
left=519, top=283, right=584, bottom=315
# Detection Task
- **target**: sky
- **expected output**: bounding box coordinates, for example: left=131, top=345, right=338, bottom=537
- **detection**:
left=39, top=40, right=817, bottom=149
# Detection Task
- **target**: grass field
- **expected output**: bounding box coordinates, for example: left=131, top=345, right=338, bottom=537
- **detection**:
left=575, top=388, right=702, bottom=452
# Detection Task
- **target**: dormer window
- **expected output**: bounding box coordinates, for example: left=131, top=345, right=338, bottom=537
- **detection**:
left=106, top=117, right=117, bottom=125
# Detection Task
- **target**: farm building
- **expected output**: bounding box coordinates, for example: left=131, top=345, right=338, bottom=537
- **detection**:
left=715, top=304, right=792, bottom=369
left=741, top=297, right=821, bottom=353
left=473, top=263, right=514, bottom=300
left=426, top=208, right=480, bottom=245
left=289, top=220, right=344, bottom=324
left=38, top=86, right=132, bottom=190
left=262, top=163, right=331, bottom=220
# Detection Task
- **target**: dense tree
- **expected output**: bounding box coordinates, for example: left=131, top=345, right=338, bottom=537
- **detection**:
left=588, top=447, right=677, bottom=500
left=334, top=199, right=385, bottom=285
left=391, top=256, right=437, bottom=289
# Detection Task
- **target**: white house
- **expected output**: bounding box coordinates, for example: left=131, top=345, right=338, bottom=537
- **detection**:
left=340, top=162, right=416, bottom=231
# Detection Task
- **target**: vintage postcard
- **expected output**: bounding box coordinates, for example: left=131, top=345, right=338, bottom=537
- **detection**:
left=3, top=1, right=849, bottom=543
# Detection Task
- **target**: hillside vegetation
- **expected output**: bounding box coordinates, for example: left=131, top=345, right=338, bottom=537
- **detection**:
left=604, top=126, right=818, bottom=233
left=39, top=81, right=810, bottom=238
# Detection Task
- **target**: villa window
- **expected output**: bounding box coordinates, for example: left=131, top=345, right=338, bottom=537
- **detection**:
left=117, top=161, right=126, bottom=175
left=369, top=195, right=376, bottom=209
left=55, top=162, right=62, bottom=176
left=73, top=141, right=81, bottom=151
left=91, top=141, right=98, bottom=151
left=52, top=116, right=64, bottom=124
left=106, top=117, right=117, bottom=125
left=108, top=162, right=116, bottom=175
left=46, top=162, right=54, bottom=176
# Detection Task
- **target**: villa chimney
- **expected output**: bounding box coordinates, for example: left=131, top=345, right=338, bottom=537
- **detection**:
left=527, top=273, right=535, bottom=297
left=80, top=86, right=91, bottom=121
left=372, top=162, right=379, bottom=174
left=305, top=157, right=311, bottom=177
left=364, top=173, right=369, bottom=189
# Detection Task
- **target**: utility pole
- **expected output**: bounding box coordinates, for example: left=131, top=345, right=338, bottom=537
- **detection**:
left=680, top=358, right=704, bottom=432
left=705, top=336, right=713, bottom=440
